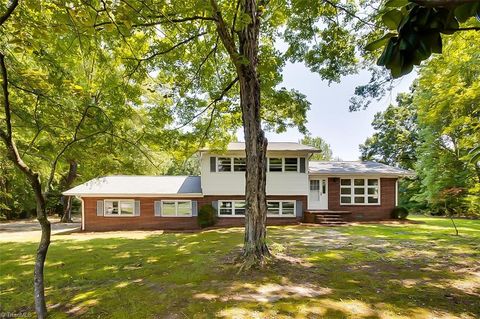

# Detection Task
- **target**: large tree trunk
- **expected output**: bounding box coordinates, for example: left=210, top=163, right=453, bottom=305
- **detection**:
left=237, top=0, right=270, bottom=265
left=210, top=0, right=270, bottom=266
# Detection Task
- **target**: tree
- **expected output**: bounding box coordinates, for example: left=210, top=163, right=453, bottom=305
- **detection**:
left=80, top=0, right=378, bottom=267
left=301, top=135, right=333, bottom=161
left=360, top=92, right=418, bottom=169
left=366, top=0, right=480, bottom=78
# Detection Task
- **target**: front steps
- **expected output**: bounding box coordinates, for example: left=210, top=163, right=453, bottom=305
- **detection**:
left=305, top=210, right=351, bottom=226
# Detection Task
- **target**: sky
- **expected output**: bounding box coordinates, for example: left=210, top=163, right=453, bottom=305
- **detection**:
left=238, top=63, right=416, bottom=161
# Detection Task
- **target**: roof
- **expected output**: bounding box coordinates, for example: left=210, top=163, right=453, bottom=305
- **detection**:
left=308, top=161, right=415, bottom=177
left=201, top=142, right=321, bottom=152
left=63, top=176, right=202, bottom=196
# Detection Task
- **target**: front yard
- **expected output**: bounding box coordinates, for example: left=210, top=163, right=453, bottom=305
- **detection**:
left=1, top=217, right=479, bottom=318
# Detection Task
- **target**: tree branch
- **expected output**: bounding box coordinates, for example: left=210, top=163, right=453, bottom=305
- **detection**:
left=323, top=0, right=375, bottom=27
left=0, top=0, right=18, bottom=26
left=139, top=31, right=207, bottom=61
left=174, top=77, right=239, bottom=130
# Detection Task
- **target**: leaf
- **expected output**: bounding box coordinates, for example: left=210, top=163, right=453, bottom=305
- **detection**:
left=365, top=33, right=397, bottom=51
left=382, top=9, right=404, bottom=30
left=384, top=0, right=408, bottom=8
left=454, top=3, right=480, bottom=22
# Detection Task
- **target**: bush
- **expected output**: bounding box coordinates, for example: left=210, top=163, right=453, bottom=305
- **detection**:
left=198, top=204, right=217, bottom=228
left=391, top=206, right=409, bottom=219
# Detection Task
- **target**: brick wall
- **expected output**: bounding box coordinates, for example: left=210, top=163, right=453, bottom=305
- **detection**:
left=82, top=195, right=306, bottom=231
left=327, top=177, right=397, bottom=220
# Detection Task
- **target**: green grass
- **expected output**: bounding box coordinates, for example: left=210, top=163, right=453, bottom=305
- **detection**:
left=1, top=216, right=479, bottom=318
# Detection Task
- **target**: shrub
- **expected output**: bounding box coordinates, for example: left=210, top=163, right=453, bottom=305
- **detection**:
left=198, top=204, right=217, bottom=228
left=391, top=206, right=409, bottom=219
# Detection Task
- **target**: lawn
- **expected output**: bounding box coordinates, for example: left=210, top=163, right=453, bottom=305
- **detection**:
left=1, top=216, right=479, bottom=318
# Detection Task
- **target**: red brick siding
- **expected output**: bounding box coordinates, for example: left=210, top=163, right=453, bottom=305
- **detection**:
left=82, top=195, right=306, bottom=231
left=327, top=177, right=397, bottom=220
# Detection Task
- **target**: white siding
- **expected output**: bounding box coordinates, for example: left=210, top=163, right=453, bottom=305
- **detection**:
left=201, top=153, right=309, bottom=195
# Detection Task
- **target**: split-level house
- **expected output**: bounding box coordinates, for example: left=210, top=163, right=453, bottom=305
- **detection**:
left=64, top=142, right=414, bottom=231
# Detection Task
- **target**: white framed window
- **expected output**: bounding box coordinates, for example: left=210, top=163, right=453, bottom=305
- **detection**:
left=284, top=158, right=298, bottom=172
left=340, top=178, right=380, bottom=205
left=104, top=199, right=135, bottom=216
left=217, top=157, right=232, bottom=172
left=233, top=157, right=246, bottom=172
left=161, top=200, right=192, bottom=217
left=218, top=200, right=246, bottom=216
left=267, top=201, right=296, bottom=217
left=268, top=157, right=300, bottom=172
left=268, top=158, right=283, bottom=172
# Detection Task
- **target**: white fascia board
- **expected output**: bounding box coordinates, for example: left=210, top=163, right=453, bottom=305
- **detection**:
left=63, top=193, right=204, bottom=197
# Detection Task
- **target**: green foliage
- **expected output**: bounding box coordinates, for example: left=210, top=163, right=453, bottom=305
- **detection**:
left=391, top=206, right=409, bottom=219
left=197, top=204, right=218, bottom=228
left=366, top=1, right=480, bottom=78
left=300, top=135, right=333, bottom=161
left=362, top=31, right=480, bottom=217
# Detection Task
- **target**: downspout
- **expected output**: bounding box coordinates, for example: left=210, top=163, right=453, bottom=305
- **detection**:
left=77, top=196, right=85, bottom=231
left=395, top=179, right=399, bottom=207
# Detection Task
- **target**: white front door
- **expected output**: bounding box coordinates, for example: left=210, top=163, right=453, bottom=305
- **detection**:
left=309, top=178, right=328, bottom=209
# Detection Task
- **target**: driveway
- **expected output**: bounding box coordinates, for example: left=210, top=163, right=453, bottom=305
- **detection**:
left=0, top=218, right=81, bottom=242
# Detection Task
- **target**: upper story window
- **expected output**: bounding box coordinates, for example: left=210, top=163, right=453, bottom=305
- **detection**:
left=340, top=178, right=380, bottom=205
left=211, top=156, right=305, bottom=173
left=218, top=157, right=232, bottom=172
left=104, top=200, right=134, bottom=216
left=284, top=158, right=298, bottom=171
left=268, top=157, right=302, bottom=172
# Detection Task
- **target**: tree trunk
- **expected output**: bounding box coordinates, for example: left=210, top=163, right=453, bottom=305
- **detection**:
left=60, top=160, right=77, bottom=223
left=61, top=196, right=73, bottom=223
left=211, top=0, right=270, bottom=266
left=237, top=0, right=270, bottom=266
left=1, top=52, right=50, bottom=318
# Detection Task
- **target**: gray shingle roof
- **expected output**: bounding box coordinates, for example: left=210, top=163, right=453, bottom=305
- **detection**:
left=309, top=161, right=415, bottom=177
left=63, top=176, right=202, bottom=196
left=201, top=142, right=321, bottom=152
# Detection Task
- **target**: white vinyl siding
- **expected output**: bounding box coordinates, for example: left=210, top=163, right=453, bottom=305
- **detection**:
left=104, top=199, right=135, bottom=216
left=161, top=200, right=192, bottom=217
left=340, top=178, right=380, bottom=205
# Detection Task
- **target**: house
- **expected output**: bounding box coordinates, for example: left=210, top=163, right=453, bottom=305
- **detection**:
left=63, top=142, right=414, bottom=231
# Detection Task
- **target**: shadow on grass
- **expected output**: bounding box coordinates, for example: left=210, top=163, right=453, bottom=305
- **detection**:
left=0, top=218, right=479, bottom=318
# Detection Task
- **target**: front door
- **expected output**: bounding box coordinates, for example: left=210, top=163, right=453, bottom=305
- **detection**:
left=309, top=178, right=328, bottom=209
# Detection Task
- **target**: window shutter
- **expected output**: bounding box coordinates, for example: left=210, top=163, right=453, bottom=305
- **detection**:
left=295, top=200, right=303, bottom=218
left=154, top=201, right=162, bottom=217
left=210, top=157, right=216, bottom=172
left=134, top=200, right=141, bottom=216
left=300, top=157, right=306, bottom=173
left=96, top=200, right=104, bottom=216
left=192, top=201, right=198, bottom=216
left=212, top=201, right=218, bottom=211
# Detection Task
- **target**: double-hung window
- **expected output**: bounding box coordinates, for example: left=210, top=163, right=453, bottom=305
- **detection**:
left=233, top=157, right=246, bottom=171
left=340, top=178, right=380, bottom=205
left=217, top=157, right=232, bottom=172
left=104, top=200, right=134, bottom=216
left=216, top=157, right=246, bottom=172
left=218, top=201, right=246, bottom=216
left=267, top=201, right=296, bottom=216
left=268, top=157, right=299, bottom=172
left=161, top=201, right=192, bottom=217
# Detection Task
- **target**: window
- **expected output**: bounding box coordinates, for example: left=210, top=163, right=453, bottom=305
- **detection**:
left=218, top=201, right=245, bottom=216
left=269, top=158, right=283, bottom=172
left=284, top=158, right=298, bottom=172
left=104, top=200, right=134, bottom=216
left=233, top=157, right=246, bottom=172
left=161, top=201, right=192, bottom=217
left=267, top=201, right=296, bottom=216
left=340, top=178, right=380, bottom=205
left=310, top=180, right=320, bottom=191
left=217, top=157, right=232, bottom=172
